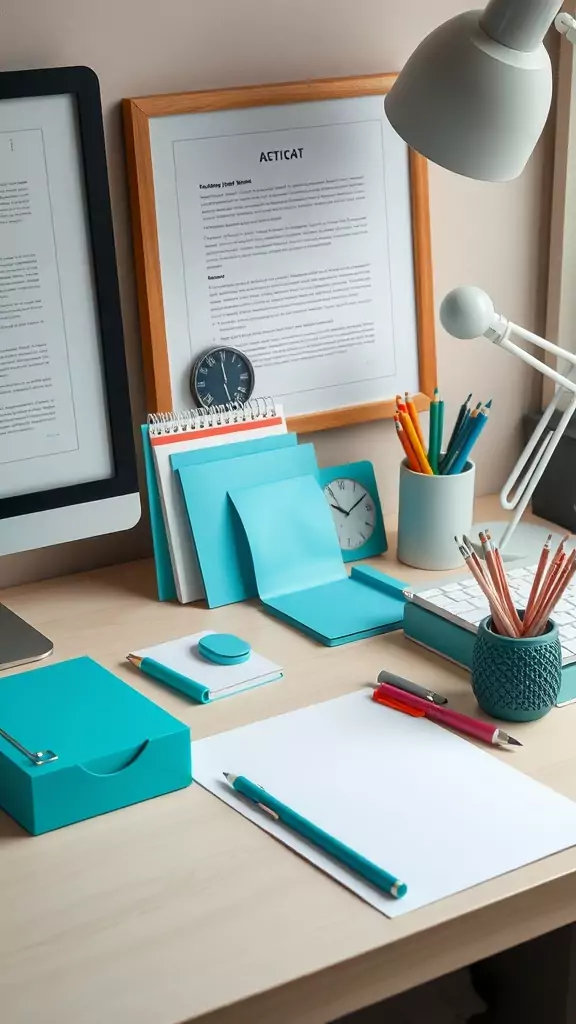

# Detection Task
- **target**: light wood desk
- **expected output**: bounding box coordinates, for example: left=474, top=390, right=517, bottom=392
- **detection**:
left=2, top=496, right=576, bottom=1024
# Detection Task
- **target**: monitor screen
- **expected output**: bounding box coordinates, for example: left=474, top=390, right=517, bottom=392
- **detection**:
left=0, top=68, right=139, bottom=554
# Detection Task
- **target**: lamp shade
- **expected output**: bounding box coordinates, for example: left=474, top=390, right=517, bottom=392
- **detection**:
left=384, top=10, right=553, bottom=182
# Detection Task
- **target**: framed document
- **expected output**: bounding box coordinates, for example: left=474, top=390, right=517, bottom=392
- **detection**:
left=124, top=74, right=436, bottom=432
left=0, top=66, right=139, bottom=554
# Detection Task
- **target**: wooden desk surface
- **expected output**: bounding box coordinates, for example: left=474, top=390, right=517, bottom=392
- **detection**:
left=2, top=496, right=576, bottom=1024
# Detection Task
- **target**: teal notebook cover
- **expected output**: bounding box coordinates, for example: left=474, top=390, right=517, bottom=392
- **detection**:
left=0, top=657, right=191, bottom=835
left=403, top=601, right=576, bottom=707
left=177, top=443, right=318, bottom=608
left=229, top=475, right=407, bottom=645
left=141, top=425, right=296, bottom=602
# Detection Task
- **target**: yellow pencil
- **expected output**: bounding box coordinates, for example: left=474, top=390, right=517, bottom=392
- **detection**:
left=399, top=410, right=433, bottom=475
left=405, top=392, right=426, bottom=449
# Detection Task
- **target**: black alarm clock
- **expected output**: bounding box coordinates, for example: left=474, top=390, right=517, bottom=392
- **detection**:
left=190, top=346, right=255, bottom=408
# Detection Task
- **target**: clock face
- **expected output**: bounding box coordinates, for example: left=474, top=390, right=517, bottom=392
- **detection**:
left=323, top=478, right=376, bottom=551
left=191, top=347, right=255, bottom=408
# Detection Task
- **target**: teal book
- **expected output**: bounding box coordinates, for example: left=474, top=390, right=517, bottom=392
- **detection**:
left=229, top=474, right=407, bottom=645
left=0, top=657, right=191, bottom=835
left=141, top=408, right=290, bottom=603
left=176, top=443, right=318, bottom=608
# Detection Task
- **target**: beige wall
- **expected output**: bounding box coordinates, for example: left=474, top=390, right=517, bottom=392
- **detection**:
left=0, top=0, right=553, bottom=589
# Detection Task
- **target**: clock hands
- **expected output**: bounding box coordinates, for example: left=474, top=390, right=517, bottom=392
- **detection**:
left=219, top=352, right=233, bottom=403
left=330, top=503, right=349, bottom=515
left=345, top=492, right=368, bottom=516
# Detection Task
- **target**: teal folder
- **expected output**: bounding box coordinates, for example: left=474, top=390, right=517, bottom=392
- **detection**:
left=229, top=474, right=407, bottom=645
left=0, top=657, right=191, bottom=835
left=177, top=443, right=318, bottom=608
left=141, top=425, right=296, bottom=602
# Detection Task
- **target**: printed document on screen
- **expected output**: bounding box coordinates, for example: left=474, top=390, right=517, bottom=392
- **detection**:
left=0, top=97, right=113, bottom=499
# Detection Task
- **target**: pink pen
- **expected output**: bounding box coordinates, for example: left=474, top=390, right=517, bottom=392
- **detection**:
left=373, top=683, right=522, bottom=748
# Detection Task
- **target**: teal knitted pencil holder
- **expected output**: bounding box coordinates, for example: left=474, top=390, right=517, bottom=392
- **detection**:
left=471, top=616, right=562, bottom=722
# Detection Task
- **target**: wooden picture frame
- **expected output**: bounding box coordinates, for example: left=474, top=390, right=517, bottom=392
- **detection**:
left=123, top=74, right=436, bottom=433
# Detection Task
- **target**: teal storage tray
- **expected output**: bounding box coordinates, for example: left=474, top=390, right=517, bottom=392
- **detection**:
left=403, top=602, right=576, bottom=707
left=0, top=657, right=192, bottom=835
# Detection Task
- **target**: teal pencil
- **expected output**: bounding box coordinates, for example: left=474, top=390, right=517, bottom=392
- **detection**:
left=449, top=407, right=489, bottom=474
left=224, top=772, right=407, bottom=899
left=428, top=388, right=440, bottom=474
left=445, top=393, right=472, bottom=454
left=436, top=399, right=444, bottom=467
left=441, top=402, right=481, bottom=475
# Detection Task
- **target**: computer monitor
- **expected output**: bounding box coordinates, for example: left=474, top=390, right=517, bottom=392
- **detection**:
left=0, top=66, right=140, bottom=669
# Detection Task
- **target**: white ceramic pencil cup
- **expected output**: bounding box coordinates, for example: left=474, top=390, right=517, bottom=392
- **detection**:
left=397, top=459, right=476, bottom=571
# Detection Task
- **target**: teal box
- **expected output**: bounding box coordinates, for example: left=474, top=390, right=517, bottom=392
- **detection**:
left=403, top=602, right=576, bottom=707
left=0, top=657, right=192, bottom=835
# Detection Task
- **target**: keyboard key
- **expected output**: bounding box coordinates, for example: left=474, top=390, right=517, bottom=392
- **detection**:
left=561, top=640, right=576, bottom=655
left=443, top=583, right=463, bottom=593
left=419, top=589, right=442, bottom=599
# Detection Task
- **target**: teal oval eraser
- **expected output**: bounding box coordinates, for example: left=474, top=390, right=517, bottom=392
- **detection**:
left=198, top=633, right=251, bottom=666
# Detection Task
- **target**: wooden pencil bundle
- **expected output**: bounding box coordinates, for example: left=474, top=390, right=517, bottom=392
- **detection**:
left=456, top=532, right=576, bottom=638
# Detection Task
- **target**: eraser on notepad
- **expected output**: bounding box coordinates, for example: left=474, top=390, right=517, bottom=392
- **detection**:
left=198, top=633, right=251, bottom=666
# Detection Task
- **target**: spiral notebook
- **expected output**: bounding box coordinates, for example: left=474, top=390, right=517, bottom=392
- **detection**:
left=142, top=400, right=287, bottom=604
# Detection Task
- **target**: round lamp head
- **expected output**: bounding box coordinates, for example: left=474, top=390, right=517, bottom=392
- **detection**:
left=385, top=10, right=553, bottom=182
left=440, top=286, right=496, bottom=339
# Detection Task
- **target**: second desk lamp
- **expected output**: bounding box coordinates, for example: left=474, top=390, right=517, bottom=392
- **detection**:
left=385, top=0, right=576, bottom=558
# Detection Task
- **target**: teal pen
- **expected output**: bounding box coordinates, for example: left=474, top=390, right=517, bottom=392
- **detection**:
left=224, top=772, right=407, bottom=899
left=127, top=653, right=209, bottom=703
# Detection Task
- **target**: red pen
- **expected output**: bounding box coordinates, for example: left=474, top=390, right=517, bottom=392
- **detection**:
left=373, top=683, right=522, bottom=748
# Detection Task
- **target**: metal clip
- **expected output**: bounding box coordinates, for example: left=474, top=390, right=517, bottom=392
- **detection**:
left=0, top=727, right=57, bottom=766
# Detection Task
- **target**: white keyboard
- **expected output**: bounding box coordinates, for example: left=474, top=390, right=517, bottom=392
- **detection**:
left=412, top=564, right=576, bottom=667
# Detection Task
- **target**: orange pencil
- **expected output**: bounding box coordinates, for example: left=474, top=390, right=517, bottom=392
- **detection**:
left=399, top=410, right=433, bottom=475
left=405, top=392, right=426, bottom=449
left=394, top=416, right=420, bottom=473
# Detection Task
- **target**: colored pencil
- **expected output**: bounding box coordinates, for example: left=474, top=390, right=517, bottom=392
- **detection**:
left=405, top=392, right=426, bottom=449
left=399, top=409, right=433, bottom=475
left=428, top=388, right=440, bottom=474
left=445, top=393, right=472, bottom=456
left=524, top=534, right=552, bottom=621
left=394, top=415, right=420, bottom=473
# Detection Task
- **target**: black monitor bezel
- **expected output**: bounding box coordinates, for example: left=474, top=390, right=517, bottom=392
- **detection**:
left=0, top=65, right=137, bottom=521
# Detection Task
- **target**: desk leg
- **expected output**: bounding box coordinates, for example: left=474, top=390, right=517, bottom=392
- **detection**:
left=470, top=924, right=576, bottom=1023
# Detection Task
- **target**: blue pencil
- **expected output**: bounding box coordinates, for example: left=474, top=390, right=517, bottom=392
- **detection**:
left=448, top=408, right=489, bottom=474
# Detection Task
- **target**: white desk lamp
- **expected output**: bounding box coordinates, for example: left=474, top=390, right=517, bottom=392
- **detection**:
left=385, top=0, right=576, bottom=557
left=440, top=286, right=576, bottom=557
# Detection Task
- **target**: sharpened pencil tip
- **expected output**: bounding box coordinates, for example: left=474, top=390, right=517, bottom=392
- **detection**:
left=223, top=772, right=231, bottom=779
left=484, top=398, right=493, bottom=409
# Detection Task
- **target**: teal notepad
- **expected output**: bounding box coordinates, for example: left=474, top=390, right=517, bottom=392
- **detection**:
left=0, top=657, right=191, bottom=835
left=229, top=475, right=407, bottom=645
left=177, top=443, right=318, bottom=608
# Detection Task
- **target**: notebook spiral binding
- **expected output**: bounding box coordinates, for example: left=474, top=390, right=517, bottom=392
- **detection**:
left=147, top=398, right=278, bottom=437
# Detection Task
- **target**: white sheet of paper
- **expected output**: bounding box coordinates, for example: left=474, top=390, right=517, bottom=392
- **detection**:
left=149, top=96, right=420, bottom=415
left=135, top=631, right=282, bottom=697
left=193, top=691, right=576, bottom=917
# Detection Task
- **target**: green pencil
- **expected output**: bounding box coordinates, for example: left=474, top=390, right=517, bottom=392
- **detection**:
left=428, top=388, right=440, bottom=474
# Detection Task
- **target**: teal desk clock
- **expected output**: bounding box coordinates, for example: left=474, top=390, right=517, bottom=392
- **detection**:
left=319, top=461, right=387, bottom=562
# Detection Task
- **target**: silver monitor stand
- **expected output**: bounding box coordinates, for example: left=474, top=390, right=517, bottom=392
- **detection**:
left=0, top=604, right=53, bottom=671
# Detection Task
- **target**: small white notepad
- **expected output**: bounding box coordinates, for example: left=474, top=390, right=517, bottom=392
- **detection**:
left=134, top=631, right=283, bottom=701
left=193, top=691, right=576, bottom=917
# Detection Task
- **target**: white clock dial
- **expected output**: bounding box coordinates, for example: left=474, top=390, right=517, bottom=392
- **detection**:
left=323, top=478, right=376, bottom=551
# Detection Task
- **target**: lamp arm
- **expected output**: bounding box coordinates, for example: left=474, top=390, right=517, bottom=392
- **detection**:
left=492, top=322, right=576, bottom=394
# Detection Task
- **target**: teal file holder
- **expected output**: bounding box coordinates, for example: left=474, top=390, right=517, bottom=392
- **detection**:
left=229, top=475, right=407, bottom=645
left=0, top=657, right=191, bottom=835
left=403, top=601, right=576, bottom=707
left=141, top=425, right=296, bottom=602
left=177, top=443, right=318, bottom=608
